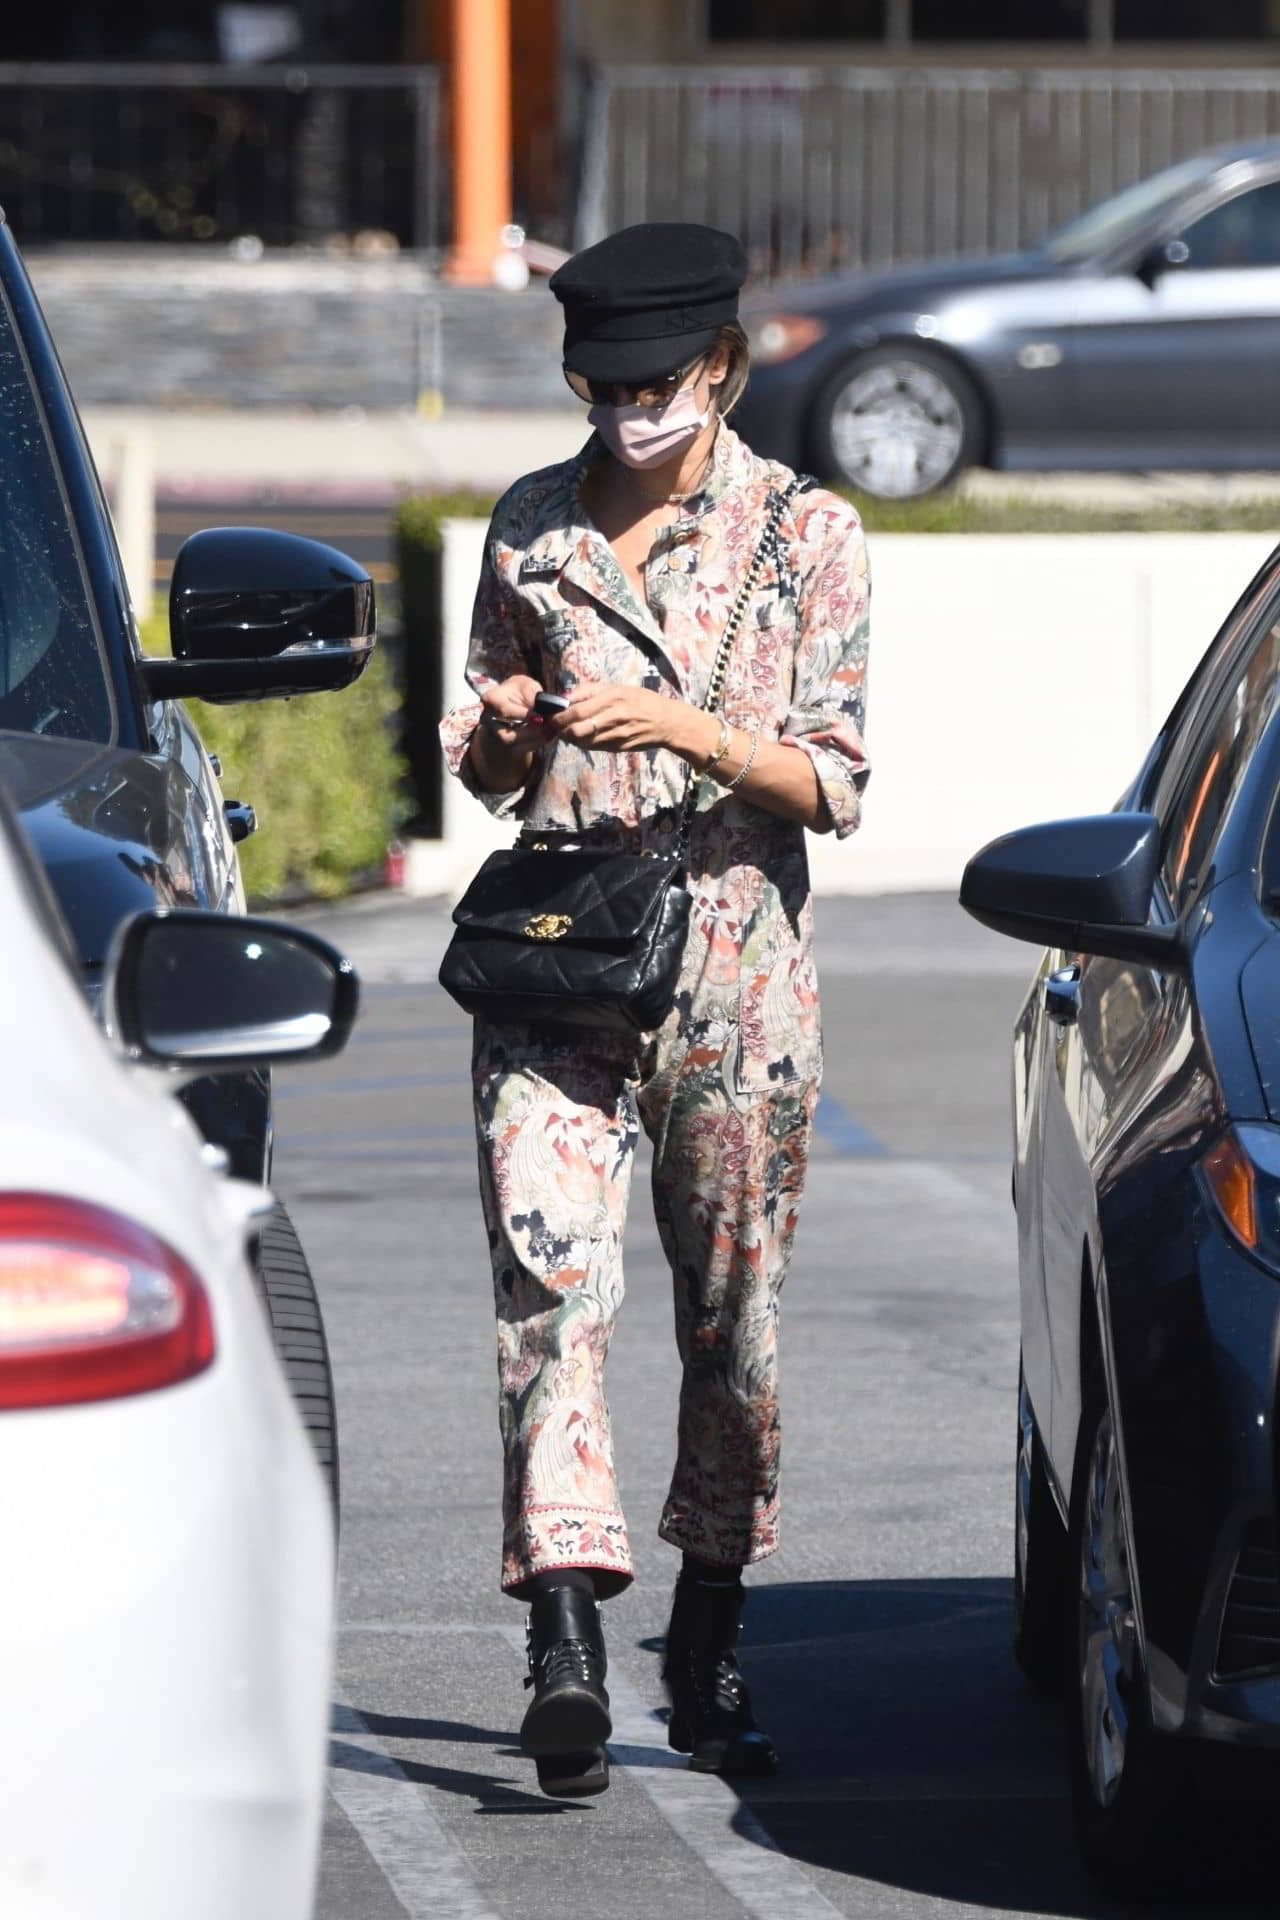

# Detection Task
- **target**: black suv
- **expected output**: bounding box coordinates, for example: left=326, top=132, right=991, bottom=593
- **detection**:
left=0, top=214, right=375, bottom=1504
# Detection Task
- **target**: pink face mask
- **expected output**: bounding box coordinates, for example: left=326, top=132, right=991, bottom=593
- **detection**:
left=588, top=379, right=711, bottom=470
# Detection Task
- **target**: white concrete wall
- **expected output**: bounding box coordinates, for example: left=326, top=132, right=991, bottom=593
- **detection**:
left=404, top=518, right=513, bottom=900
left=406, top=523, right=1279, bottom=900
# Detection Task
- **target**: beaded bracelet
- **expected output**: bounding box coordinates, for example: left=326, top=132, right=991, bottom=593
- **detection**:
left=723, top=726, right=760, bottom=792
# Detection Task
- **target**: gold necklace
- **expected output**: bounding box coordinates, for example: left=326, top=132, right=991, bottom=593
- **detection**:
left=618, top=446, right=714, bottom=508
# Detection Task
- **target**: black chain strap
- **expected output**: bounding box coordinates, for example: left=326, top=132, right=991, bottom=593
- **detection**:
left=673, top=478, right=800, bottom=857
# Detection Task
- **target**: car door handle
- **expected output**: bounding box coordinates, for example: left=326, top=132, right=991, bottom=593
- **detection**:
left=1045, top=964, right=1081, bottom=1027
left=224, top=799, right=257, bottom=844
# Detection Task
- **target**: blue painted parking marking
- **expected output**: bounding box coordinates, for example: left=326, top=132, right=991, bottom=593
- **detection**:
left=814, top=1091, right=890, bottom=1158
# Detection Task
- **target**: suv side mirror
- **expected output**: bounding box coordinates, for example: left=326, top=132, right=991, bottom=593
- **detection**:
left=1135, top=236, right=1190, bottom=289
left=140, top=528, right=376, bottom=705
left=106, top=909, right=359, bottom=1070
left=960, top=812, right=1185, bottom=971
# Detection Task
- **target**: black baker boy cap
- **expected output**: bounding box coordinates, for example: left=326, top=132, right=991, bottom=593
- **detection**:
left=550, top=222, right=747, bottom=385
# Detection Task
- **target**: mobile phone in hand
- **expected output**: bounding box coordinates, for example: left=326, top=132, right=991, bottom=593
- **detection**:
left=533, top=691, right=570, bottom=720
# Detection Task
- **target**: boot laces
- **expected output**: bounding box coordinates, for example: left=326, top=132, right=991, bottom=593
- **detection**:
left=525, top=1637, right=601, bottom=1692
left=669, top=1645, right=749, bottom=1719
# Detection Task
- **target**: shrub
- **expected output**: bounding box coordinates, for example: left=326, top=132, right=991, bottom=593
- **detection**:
left=141, top=616, right=405, bottom=906
left=848, top=491, right=1280, bottom=534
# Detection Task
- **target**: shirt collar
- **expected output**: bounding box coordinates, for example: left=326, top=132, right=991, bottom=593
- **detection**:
left=519, top=425, right=759, bottom=658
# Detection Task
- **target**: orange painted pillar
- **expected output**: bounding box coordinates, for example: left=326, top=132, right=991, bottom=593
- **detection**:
left=445, top=0, right=511, bottom=285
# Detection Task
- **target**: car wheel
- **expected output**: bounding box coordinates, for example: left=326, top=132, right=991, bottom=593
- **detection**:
left=1066, top=1365, right=1188, bottom=1894
left=1014, top=1357, right=1067, bottom=1695
left=810, top=346, right=983, bottom=499
left=252, top=1201, right=339, bottom=1524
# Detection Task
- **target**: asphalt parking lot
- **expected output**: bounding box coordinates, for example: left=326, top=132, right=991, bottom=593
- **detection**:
left=271, top=890, right=1268, bottom=1920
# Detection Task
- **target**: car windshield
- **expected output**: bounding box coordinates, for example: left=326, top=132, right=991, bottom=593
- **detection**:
left=1041, top=155, right=1217, bottom=265
left=0, top=290, right=113, bottom=743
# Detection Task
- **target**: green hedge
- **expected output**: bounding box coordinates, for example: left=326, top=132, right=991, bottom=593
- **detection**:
left=141, top=617, right=405, bottom=906
left=849, top=492, right=1280, bottom=534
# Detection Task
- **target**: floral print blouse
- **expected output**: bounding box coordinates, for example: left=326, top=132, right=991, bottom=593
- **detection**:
left=439, top=423, right=870, bottom=1095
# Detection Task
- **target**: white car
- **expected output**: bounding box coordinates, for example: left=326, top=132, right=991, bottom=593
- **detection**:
left=0, top=791, right=355, bottom=1918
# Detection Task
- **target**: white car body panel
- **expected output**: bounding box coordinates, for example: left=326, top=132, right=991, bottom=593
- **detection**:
left=0, top=847, right=334, bottom=1918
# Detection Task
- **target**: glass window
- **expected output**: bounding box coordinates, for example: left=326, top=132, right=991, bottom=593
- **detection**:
left=0, top=295, right=112, bottom=744
left=1041, top=156, right=1213, bottom=265
left=913, top=0, right=1086, bottom=38
left=708, top=0, right=885, bottom=36
left=1159, top=613, right=1280, bottom=910
left=1177, top=182, right=1280, bottom=270
left=1116, top=0, right=1280, bottom=36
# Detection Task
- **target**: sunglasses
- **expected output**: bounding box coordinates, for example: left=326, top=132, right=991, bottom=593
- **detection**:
left=563, top=351, right=709, bottom=409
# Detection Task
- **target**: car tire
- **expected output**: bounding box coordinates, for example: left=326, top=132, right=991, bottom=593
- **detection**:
left=809, top=345, right=984, bottom=499
left=252, top=1202, right=340, bottom=1524
left=1066, top=1363, right=1189, bottom=1896
left=1014, top=1357, right=1067, bottom=1696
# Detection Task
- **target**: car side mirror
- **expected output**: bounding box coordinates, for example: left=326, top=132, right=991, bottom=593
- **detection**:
left=106, top=909, right=359, bottom=1071
left=959, top=812, right=1185, bottom=971
left=140, top=528, right=376, bottom=706
left=1135, top=237, right=1190, bottom=289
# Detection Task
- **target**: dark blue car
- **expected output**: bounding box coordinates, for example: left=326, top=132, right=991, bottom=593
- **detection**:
left=962, top=540, right=1280, bottom=1889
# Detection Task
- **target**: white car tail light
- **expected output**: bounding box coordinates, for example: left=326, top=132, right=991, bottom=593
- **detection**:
left=0, top=1194, right=215, bottom=1408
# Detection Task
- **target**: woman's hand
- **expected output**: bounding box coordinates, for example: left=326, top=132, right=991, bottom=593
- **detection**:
left=553, top=682, right=716, bottom=759
left=467, top=674, right=550, bottom=795
left=478, top=674, right=549, bottom=749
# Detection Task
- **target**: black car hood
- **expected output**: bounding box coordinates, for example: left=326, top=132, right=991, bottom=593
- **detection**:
left=0, top=730, right=204, bottom=967
left=743, top=249, right=1059, bottom=318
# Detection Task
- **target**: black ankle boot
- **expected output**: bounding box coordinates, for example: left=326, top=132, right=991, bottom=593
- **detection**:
left=662, top=1573, right=777, bottom=1776
left=520, top=1585, right=611, bottom=1797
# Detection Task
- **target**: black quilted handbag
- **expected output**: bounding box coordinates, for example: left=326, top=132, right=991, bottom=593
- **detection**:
left=438, top=482, right=798, bottom=1034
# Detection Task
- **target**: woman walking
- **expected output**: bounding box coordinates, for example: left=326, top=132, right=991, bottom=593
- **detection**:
left=439, top=223, right=870, bottom=1799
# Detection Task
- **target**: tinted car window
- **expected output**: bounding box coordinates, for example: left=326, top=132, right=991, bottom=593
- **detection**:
left=1041, top=154, right=1212, bottom=263
left=0, top=291, right=112, bottom=743
left=1160, top=610, right=1280, bottom=910
left=1179, top=181, right=1280, bottom=270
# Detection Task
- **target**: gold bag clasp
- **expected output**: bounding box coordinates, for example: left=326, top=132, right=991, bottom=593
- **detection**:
left=524, top=913, right=573, bottom=941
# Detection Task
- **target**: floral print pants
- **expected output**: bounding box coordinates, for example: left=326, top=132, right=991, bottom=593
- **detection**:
left=472, top=1020, right=818, bottom=1596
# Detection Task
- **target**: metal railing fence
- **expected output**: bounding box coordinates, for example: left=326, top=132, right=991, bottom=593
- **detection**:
left=588, top=65, right=1280, bottom=278
left=0, top=63, right=441, bottom=252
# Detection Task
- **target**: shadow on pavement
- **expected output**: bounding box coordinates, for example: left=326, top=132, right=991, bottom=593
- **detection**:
left=356, top=1710, right=512, bottom=1746
left=330, top=1733, right=587, bottom=1816
left=716, top=1577, right=1272, bottom=1919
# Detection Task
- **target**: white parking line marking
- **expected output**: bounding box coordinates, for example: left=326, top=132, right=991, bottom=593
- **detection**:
left=495, top=1625, right=846, bottom=1920
left=338, top=1625, right=846, bottom=1917
left=329, top=1699, right=501, bottom=1920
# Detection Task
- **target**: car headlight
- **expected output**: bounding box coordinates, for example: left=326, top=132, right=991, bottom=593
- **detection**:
left=749, top=315, right=828, bottom=365
left=1199, top=1124, right=1280, bottom=1262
